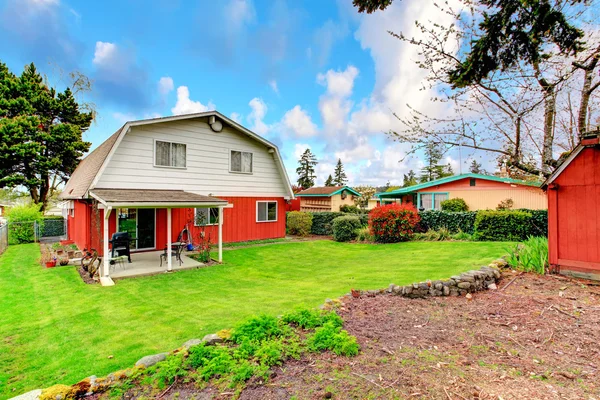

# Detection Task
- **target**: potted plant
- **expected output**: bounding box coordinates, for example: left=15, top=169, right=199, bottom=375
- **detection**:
left=41, top=250, right=56, bottom=268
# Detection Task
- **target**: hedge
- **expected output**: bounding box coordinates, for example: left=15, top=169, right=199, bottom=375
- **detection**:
left=418, top=211, right=478, bottom=234
left=474, top=210, right=533, bottom=241
left=306, top=212, right=368, bottom=235
left=286, top=211, right=313, bottom=236
left=41, top=217, right=66, bottom=237
left=332, top=216, right=362, bottom=242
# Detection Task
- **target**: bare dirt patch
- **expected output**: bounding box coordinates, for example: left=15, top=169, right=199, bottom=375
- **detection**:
left=104, top=272, right=600, bottom=399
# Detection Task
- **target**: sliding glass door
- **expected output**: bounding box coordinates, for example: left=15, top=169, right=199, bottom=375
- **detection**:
left=117, top=208, right=155, bottom=250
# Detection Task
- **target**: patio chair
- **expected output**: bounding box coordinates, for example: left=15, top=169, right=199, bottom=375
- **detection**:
left=159, top=243, right=185, bottom=267
left=109, top=232, right=132, bottom=263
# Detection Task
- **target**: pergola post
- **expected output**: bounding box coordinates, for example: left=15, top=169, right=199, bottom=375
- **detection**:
left=103, top=207, right=112, bottom=277
left=167, top=207, right=172, bottom=272
left=218, top=206, right=223, bottom=262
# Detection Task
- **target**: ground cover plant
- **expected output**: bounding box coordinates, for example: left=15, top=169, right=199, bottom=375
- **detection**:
left=101, top=310, right=358, bottom=398
left=0, top=240, right=508, bottom=397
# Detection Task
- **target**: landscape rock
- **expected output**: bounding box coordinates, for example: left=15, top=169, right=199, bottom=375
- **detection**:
left=487, top=283, right=498, bottom=290
left=202, top=333, right=224, bottom=345
left=9, top=389, right=42, bottom=400
left=457, top=282, right=472, bottom=289
left=182, top=339, right=203, bottom=349
left=135, top=353, right=168, bottom=368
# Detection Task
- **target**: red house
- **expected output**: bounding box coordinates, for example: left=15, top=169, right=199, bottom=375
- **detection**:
left=60, top=112, right=294, bottom=282
left=543, top=131, right=600, bottom=280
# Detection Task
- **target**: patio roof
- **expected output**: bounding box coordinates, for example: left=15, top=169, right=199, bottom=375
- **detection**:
left=89, top=188, right=228, bottom=208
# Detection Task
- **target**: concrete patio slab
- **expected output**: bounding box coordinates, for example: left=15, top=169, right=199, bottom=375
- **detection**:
left=110, top=250, right=204, bottom=279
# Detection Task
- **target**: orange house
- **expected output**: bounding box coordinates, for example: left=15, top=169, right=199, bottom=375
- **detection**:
left=377, top=173, right=546, bottom=211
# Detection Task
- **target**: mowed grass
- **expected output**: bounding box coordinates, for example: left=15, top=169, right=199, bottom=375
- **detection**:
left=0, top=240, right=507, bottom=398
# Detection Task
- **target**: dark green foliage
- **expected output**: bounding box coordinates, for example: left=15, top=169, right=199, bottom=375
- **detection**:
left=0, top=62, right=93, bottom=210
left=286, top=211, right=313, bottom=236
left=41, top=217, right=65, bottom=237
left=282, top=309, right=343, bottom=330
left=448, top=0, right=585, bottom=87
left=230, top=314, right=285, bottom=344
left=402, top=170, right=418, bottom=187
left=440, top=198, right=469, bottom=212
left=324, top=174, right=334, bottom=187
left=339, top=204, right=361, bottom=213
left=333, top=158, right=347, bottom=186
left=418, top=211, right=478, bottom=234
left=307, top=322, right=360, bottom=356
left=296, top=149, right=317, bottom=189
left=146, top=353, right=188, bottom=389
left=310, top=212, right=344, bottom=235
left=353, top=0, right=393, bottom=13
left=505, top=236, right=548, bottom=274
left=474, top=210, right=533, bottom=241
left=332, top=215, right=362, bottom=242
left=518, top=209, right=548, bottom=237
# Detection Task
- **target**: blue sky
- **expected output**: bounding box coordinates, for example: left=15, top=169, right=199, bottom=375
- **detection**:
left=0, top=0, right=486, bottom=186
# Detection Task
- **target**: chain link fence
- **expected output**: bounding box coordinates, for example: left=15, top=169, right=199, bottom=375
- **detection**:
left=0, top=224, right=8, bottom=255
left=6, top=218, right=67, bottom=245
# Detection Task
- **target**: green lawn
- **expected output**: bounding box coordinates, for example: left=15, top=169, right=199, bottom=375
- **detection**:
left=0, top=241, right=508, bottom=398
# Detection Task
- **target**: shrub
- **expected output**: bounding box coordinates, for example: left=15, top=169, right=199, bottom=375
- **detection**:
left=282, top=309, right=343, bottom=329
left=474, top=210, right=532, bottom=241
left=332, top=215, right=362, bottom=242
left=418, top=210, right=477, bottom=234
left=440, top=198, right=469, bottom=212
left=307, top=322, right=360, bottom=357
left=518, top=209, right=548, bottom=237
left=230, top=314, right=285, bottom=344
left=310, top=212, right=344, bottom=235
left=369, top=204, right=420, bottom=243
left=451, top=230, right=473, bottom=241
left=286, top=211, right=313, bottom=236
left=339, top=204, right=361, bottom=213
left=497, top=198, right=514, bottom=210
left=355, top=226, right=374, bottom=243
left=412, top=227, right=452, bottom=241
left=505, top=236, right=548, bottom=274
left=6, top=203, right=44, bottom=244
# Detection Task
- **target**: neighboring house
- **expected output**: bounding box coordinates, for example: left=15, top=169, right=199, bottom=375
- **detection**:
left=377, top=173, right=546, bottom=211
left=366, top=197, right=380, bottom=210
left=0, top=203, right=9, bottom=217
left=543, top=131, right=600, bottom=281
left=60, top=111, right=294, bottom=278
left=295, top=186, right=361, bottom=212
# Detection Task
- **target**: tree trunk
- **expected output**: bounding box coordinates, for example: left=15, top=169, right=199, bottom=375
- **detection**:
left=541, top=85, right=557, bottom=175
left=578, top=67, right=594, bottom=136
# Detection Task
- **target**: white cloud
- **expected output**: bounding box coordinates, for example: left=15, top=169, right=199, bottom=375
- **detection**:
left=281, top=106, right=318, bottom=138
left=317, top=65, right=359, bottom=98
left=112, top=112, right=136, bottom=124
left=158, top=76, right=174, bottom=96
left=248, top=97, right=269, bottom=135
left=28, top=0, right=59, bottom=6
left=230, top=112, right=242, bottom=123
left=226, top=0, right=256, bottom=30
left=93, top=41, right=117, bottom=66
left=313, top=19, right=349, bottom=66
left=268, top=79, right=279, bottom=94
left=171, top=86, right=215, bottom=115
left=293, top=143, right=311, bottom=160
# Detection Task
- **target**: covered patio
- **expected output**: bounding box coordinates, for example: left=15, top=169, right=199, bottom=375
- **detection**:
left=89, top=188, right=230, bottom=286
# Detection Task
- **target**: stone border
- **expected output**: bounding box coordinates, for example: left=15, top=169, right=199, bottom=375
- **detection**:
left=12, top=259, right=508, bottom=400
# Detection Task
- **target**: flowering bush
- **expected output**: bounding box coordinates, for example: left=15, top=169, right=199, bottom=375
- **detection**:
left=196, top=230, right=212, bottom=263
left=369, top=204, right=420, bottom=243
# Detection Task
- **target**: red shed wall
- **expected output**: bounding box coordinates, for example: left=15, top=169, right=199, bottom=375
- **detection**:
left=549, top=147, right=600, bottom=279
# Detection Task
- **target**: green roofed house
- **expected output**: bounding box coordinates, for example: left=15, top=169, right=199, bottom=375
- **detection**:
left=296, top=186, right=361, bottom=212
left=377, top=173, right=546, bottom=211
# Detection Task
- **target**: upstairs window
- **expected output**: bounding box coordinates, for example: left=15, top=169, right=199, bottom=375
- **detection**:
left=230, top=150, right=253, bottom=173
left=257, top=201, right=277, bottom=222
left=470, top=178, right=476, bottom=186
left=155, top=140, right=186, bottom=168
left=194, top=208, right=219, bottom=226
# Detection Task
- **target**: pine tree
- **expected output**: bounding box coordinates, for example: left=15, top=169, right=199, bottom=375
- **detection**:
left=402, top=170, right=418, bottom=187
left=333, top=158, right=347, bottom=186
left=0, top=62, right=93, bottom=210
left=296, top=148, right=317, bottom=188
left=469, top=160, right=485, bottom=174
left=419, top=142, right=454, bottom=182
left=324, top=174, right=334, bottom=187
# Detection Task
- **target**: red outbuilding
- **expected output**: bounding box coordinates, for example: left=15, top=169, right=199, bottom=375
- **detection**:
left=543, top=130, right=600, bottom=280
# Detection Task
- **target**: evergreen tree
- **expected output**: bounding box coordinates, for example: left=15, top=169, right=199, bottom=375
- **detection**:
left=402, top=170, right=418, bottom=187
left=333, top=158, right=347, bottom=186
left=0, top=62, right=93, bottom=210
left=324, top=174, right=334, bottom=187
left=296, top=148, right=317, bottom=188
left=469, top=159, right=485, bottom=174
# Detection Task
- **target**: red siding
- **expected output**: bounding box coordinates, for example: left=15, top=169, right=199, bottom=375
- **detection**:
left=548, top=147, right=600, bottom=278
left=68, top=196, right=287, bottom=255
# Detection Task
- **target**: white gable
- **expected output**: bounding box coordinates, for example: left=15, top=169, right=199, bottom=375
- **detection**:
left=93, top=116, right=292, bottom=198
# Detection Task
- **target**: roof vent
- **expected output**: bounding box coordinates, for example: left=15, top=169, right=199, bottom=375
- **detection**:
left=208, top=116, right=223, bottom=132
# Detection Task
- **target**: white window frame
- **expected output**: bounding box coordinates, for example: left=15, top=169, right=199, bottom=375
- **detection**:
left=229, top=149, right=254, bottom=174
left=256, top=201, right=278, bottom=223
left=194, top=207, right=220, bottom=226
left=153, top=139, right=187, bottom=169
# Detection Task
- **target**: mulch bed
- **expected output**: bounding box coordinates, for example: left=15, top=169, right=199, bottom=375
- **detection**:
left=100, top=271, right=600, bottom=399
